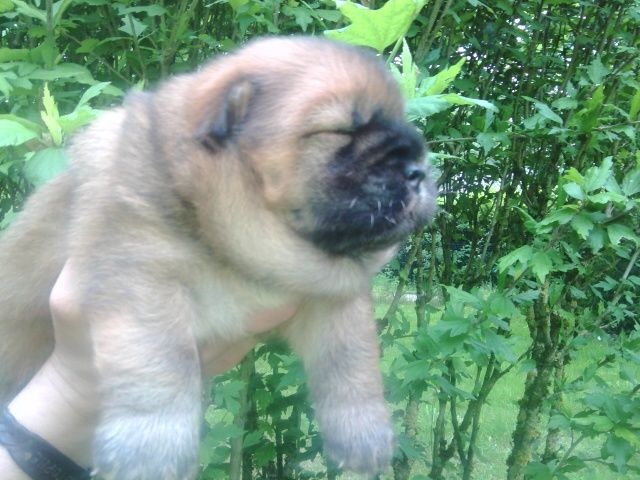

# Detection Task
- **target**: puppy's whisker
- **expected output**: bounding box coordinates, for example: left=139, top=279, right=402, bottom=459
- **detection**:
left=384, top=216, right=397, bottom=225
left=370, top=214, right=375, bottom=228
left=377, top=200, right=381, bottom=214
left=349, top=197, right=358, bottom=209
left=400, top=200, right=406, bottom=210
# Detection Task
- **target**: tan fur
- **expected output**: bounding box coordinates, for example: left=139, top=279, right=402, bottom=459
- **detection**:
left=0, top=37, right=436, bottom=479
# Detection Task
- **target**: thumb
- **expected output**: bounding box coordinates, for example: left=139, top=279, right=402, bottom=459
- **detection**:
left=48, top=260, right=95, bottom=381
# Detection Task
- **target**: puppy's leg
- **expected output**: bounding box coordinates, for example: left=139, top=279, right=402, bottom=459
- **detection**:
left=283, top=294, right=393, bottom=474
left=82, top=268, right=202, bottom=480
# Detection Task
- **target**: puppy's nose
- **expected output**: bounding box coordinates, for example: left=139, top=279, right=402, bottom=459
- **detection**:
left=404, top=164, right=426, bottom=189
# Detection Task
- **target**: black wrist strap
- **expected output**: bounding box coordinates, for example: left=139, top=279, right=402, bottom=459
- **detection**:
left=0, top=407, right=92, bottom=480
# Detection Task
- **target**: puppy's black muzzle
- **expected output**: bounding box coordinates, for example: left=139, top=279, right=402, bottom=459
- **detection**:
left=404, top=164, right=426, bottom=190
left=360, top=119, right=425, bottom=178
left=306, top=118, right=431, bottom=256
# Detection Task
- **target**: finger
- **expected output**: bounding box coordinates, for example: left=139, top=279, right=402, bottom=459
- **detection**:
left=246, top=305, right=298, bottom=334
left=49, top=260, right=91, bottom=351
left=48, top=260, right=97, bottom=387
left=200, top=337, right=258, bottom=376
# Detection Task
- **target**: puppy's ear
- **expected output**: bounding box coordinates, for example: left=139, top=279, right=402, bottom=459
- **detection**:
left=197, top=79, right=255, bottom=151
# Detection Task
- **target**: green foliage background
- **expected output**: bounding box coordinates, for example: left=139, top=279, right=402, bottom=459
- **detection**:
left=1, top=0, right=639, bottom=479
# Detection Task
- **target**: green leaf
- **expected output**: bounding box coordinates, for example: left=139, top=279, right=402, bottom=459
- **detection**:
left=202, top=421, right=243, bottom=443
left=76, top=38, right=99, bottom=54
left=324, top=0, right=425, bottom=53
left=282, top=5, right=314, bottom=31
left=552, top=97, right=578, bottom=110
left=523, top=96, right=563, bottom=125
left=588, top=191, right=627, bottom=204
left=548, top=414, right=571, bottom=430
left=607, top=224, right=640, bottom=247
left=585, top=84, right=606, bottom=111
left=253, top=443, right=277, bottom=468
left=621, top=168, right=640, bottom=196
left=40, top=83, right=62, bottom=146
left=573, top=85, right=605, bottom=133
left=59, top=107, right=99, bottom=135
left=23, top=148, right=68, bottom=186
left=483, top=330, right=516, bottom=362
left=583, top=157, right=613, bottom=192
left=407, top=93, right=496, bottom=120
left=0, top=47, right=30, bottom=62
left=0, top=208, right=17, bottom=228
left=76, top=82, right=111, bottom=108
left=629, top=88, right=640, bottom=121
left=0, top=0, right=13, bottom=13
left=421, top=58, right=465, bottom=96
left=524, top=461, right=553, bottom=478
left=227, top=0, right=248, bottom=11
left=116, top=4, right=167, bottom=16
left=243, top=431, right=263, bottom=449
left=570, top=212, right=594, bottom=239
left=51, top=0, right=74, bottom=28
left=402, top=359, right=431, bottom=382
left=119, top=15, right=148, bottom=37
left=10, top=0, right=46, bottom=22
left=539, top=206, right=577, bottom=226
left=587, top=57, right=609, bottom=84
left=0, top=119, right=38, bottom=146
left=28, top=64, right=95, bottom=84
left=559, top=456, right=587, bottom=474
left=498, top=245, right=533, bottom=274
left=446, top=286, right=484, bottom=310
left=614, top=427, right=640, bottom=448
left=563, top=182, right=585, bottom=200
left=564, top=167, right=584, bottom=184
left=513, top=290, right=539, bottom=303
left=0, top=114, right=42, bottom=134
left=569, top=286, right=587, bottom=300
left=603, top=434, right=633, bottom=472
left=488, top=291, right=518, bottom=318
left=406, top=96, right=451, bottom=119
left=439, top=93, right=498, bottom=111
left=390, top=39, right=417, bottom=99
left=314, top=9, right=343, bottom=22
left=522, top=114, right=542, bottom=130
left=476, top=132, right=496, bottom=154
left=396, top=435, right=425, bottom=461
left=0, top=73, right=15, bottom=96
left=530, top=251, right=553, bottom=283
left=603, top=175, right=622, bottom=196
left=512, top=206, right=539, bottom=234
left=587, top=227, right=605, bottom=253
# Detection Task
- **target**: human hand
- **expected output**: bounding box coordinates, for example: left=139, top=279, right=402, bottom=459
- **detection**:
left=199, top=305, right=298, bottom=376
left=0, top=261, right=297, bottom=476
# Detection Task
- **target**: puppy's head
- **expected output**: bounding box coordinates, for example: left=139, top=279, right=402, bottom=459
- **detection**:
left=189, top=37, right=436, bottom=256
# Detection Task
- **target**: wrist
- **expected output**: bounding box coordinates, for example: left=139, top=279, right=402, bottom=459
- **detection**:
left=8, top=358, right=99, bottom=468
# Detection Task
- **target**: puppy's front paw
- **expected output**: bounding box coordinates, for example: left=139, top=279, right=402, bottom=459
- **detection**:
left=319, top=402, right=394, bottom=474
left=93, top=410, right=200, bottom=480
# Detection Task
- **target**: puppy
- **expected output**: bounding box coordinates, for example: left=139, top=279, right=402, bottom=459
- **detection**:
left=0, top=36, right=436, bottom=478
